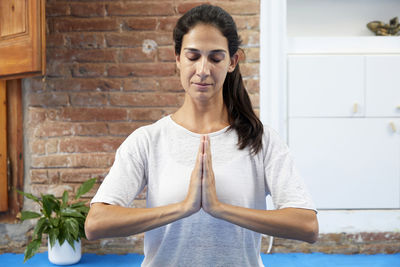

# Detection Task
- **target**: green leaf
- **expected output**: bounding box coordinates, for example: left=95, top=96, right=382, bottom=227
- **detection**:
left=33, top=217, right=48, bottom=239
left=42, top=194, right=60, bottom=217
left=20, top=211, right=41, bottom=221
left=66, top=235, right=76, bottom=251
left=16, top=189, right=40, bottom=203
left=62, top=191, right=69, bottom=208
left=64, top=218, right=79, bottom=240
left=61, top=207, right=85, bottom=218
left=49, top=228, right=59, bottom=248
left=70, top=201, right=87, bottom=208
left=75, top=178, right=96, bottom=199
left=23, top=239, right=41, bottom=263
left=74, top=205, right=89, bottom=214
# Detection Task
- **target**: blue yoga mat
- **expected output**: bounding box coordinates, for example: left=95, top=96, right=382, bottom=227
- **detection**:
left=0, top=252, right=399, bottom=267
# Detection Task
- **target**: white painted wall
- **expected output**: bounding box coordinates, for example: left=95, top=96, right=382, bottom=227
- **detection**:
left=260, top=0, right=400, bottom=233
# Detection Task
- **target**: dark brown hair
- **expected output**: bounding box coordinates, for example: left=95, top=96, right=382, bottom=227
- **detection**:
left=173, top=4, right=263, bottom=155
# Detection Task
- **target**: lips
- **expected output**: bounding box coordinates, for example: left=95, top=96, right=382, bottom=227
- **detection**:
left=194, top=82, right=211, bottom=86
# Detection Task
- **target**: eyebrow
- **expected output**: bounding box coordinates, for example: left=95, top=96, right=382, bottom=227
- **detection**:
left=184, top=48, right=227, bottom=54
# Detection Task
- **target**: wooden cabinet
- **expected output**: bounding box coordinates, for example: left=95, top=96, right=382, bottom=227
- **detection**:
left=288, top=54, right=400, bottom=209
left=0, top=0, right=46, bottom=79
left=0, top=0, right=45, bottom=216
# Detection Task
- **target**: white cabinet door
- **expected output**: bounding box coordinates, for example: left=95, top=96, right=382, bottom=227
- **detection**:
left=288, top=118, right=400, bottom=209
left=288, top=55, right=365, bottom=117
left=366, top=55, right=400, bottom=117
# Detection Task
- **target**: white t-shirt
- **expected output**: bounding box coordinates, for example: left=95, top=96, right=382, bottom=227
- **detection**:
left=91, top=115, right=316, bottom=267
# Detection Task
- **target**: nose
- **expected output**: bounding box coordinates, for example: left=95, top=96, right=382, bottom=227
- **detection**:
left=196, top=57, right=210, bottom=80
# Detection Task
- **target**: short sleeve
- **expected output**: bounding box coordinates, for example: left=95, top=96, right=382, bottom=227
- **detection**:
left=263, top=127, right=317, bottom=212
left=90, top=129, right=148, bottom=207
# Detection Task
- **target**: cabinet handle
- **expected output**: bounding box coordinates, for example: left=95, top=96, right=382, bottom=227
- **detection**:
left=353, top=103, right=358, bottom=113
left=390, top=122, right=397, bottom=133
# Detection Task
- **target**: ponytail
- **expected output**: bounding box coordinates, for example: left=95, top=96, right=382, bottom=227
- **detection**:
left=223, top=63, right=263, bottom=155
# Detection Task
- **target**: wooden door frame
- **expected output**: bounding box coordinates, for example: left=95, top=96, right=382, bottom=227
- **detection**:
left=0, top=79, right=24, bottom=222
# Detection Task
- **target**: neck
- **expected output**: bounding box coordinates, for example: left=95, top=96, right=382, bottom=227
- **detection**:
left=172, top=92, right=229, bottom=134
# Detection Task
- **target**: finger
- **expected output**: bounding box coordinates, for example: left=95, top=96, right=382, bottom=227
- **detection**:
left=205, top=136, right=212, bottom=167
left=202, top=153, right=207, bottom=180
left=195, top=136, right=204, bottom=168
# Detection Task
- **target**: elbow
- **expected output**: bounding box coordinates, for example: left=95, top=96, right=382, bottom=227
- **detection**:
left=85, top=213, right=100, bottom=241
left=305, top=217, right=319, bottom=244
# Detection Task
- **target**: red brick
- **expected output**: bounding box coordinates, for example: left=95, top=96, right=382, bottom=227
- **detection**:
left=157, top=76, right=183, bottom=91
left=33, top=122, right=74, bottom=137
left=30, top=169, right=48, bottom=184
left=158, top=46, right=175, bottom=62
left=47, top=49, right=117, bottom=63
left=123, top=78, right=159, bottom=91
left=157, top=17, right=179, bottom=31
left=240, top=63, right=259, bottom=77
left=60, top=169, right=109, bottom=183
left=123, top=18, right=158, bottom=31
left=70, top=3, right=106, bottom=17
left=176, top=2, right=211, bottom=14
left=70, top=92, right=108, bottom=106
left=216, top=2, right=259, bottom=15
left=243, top=47, right=259, bottom=62
left=109, top=92, right=184, bottom=107
left=32, top=153, right=115, bottom=168
left=120, top=48, right=156, bottom=63
left=74, top=122, right=109, bottom=136
left=31, top=184, right=74, bottom=198
left=30, top=140, right=46, bottom=155
left=108, top=122, right=151, bottom=136
left=67, top=33, right=105, bottom=49
left=106, top=32, right=172, bottom=47
left=243, top=78, right=259, bottom=94
left=27, top=107, right=47, bottom=126
left=47, top=34, right=65, bottom=48
left=239, top=30, right=260, bottom=46
left=249, top=93, right=259, bottom=108
left=107, top=2, right=174, bottom=16
left=60, top=107, right=128, bottom=122
left=46, top=139, right=59, bottom=154
left=127, top=107, right=175, bottom=121
left=107, top=63, right=176, bottom=77
left=46, top=2, right=69, bottom=17
left=53, top=18, right=119, bottom=32
left=46, top=61, right=71, bottom=77
left=48, top=78, right=122, bottom=92
left=28, top=92, right=69, bottom=107
left=59, top=137, right=123, bottom=153
left=233, top=15, right=259, bottom=30
left=72, top=63, right=106, bottom=77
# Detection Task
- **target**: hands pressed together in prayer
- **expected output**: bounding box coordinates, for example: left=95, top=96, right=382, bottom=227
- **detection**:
left=184, top=135, right=221, bottom=217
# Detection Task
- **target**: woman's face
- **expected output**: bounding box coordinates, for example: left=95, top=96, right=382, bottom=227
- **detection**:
left=176, top=23, right=238, bottom=103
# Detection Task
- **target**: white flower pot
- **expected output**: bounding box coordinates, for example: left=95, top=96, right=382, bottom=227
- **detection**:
left=48, top=237, right=81, bottom=265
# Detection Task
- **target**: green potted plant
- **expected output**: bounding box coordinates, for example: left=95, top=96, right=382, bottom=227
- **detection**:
left=17, top=178, right=96, bottom=264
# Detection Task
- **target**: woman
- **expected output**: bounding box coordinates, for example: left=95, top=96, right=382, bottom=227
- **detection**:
left=85, top=4, right=318, bottom=267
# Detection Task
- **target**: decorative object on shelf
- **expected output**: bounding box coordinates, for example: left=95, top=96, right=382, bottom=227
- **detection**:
left=367, top=17, right=400, bottom=36
left=16, top=178, right=97, bottom=264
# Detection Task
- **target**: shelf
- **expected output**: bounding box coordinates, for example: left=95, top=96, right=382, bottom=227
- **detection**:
left=287, top=36, right=400, bottom=54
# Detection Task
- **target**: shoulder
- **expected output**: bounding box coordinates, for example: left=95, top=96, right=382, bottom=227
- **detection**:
left=261, top=125, right=290, bottom=161
left=119, top=115, right=170, bottom=152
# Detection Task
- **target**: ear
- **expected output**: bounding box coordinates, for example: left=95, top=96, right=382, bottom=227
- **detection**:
left=228, top=52, right=239, bottom=73
left=175, top=52, right=181, bottom=70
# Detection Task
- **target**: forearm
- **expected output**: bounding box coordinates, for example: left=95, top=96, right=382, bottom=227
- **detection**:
left=85, top=202, right=190, bottom=240
left=212, top=203, right=319, bottom=243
